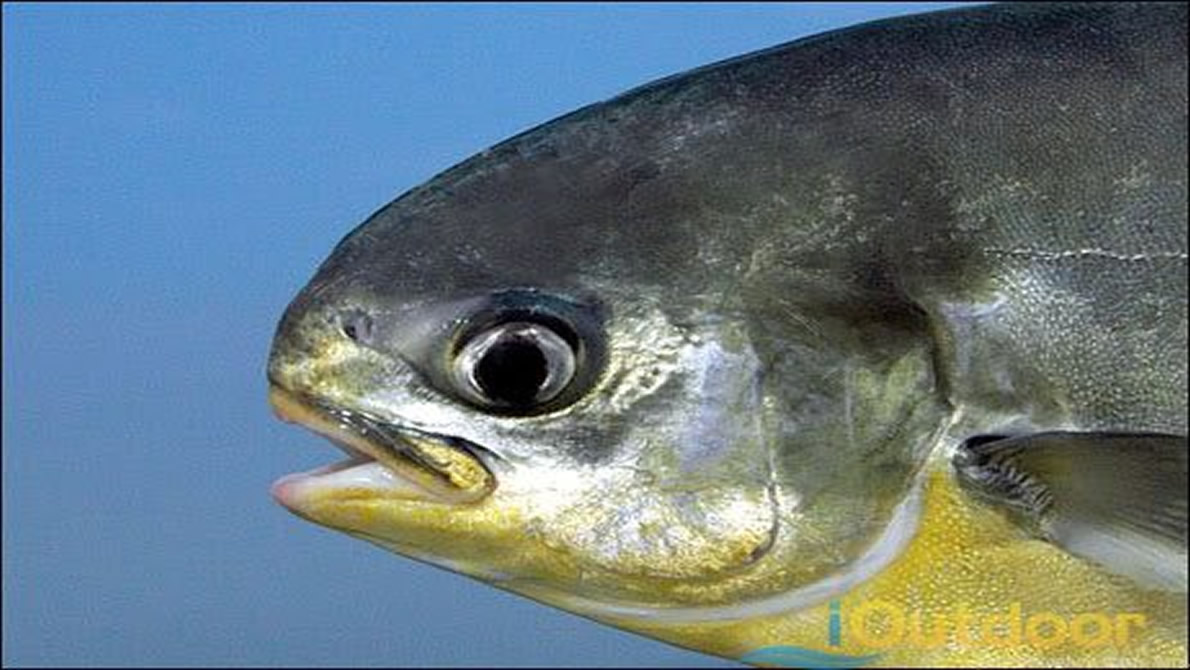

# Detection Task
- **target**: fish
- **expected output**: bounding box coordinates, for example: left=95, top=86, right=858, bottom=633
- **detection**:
left=266, top=2, right=1188, bottom=667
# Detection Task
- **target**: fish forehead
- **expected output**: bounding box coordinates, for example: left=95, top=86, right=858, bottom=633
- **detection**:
left=303, top=100, right=736, bottom=309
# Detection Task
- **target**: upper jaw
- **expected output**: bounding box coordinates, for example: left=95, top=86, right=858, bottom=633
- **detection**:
left=268, top=384, right=497, bottom=505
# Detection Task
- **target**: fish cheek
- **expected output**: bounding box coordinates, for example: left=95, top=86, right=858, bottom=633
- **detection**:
left=542, top=480, right=777, bottom=588
left=534, top=329, right=779, bottom=593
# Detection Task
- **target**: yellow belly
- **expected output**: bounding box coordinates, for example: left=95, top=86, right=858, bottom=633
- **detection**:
left=615, top=465, right=1188, bottom=667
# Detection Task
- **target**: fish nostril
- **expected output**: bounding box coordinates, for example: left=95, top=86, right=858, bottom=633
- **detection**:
left=339, top=310, right=374, bottom=344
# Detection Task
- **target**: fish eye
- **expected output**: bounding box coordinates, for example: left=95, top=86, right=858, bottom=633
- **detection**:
left=451, top=320, right=577, bottom=413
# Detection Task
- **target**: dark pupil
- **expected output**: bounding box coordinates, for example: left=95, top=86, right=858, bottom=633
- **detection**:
left=476, top=337, right=549, bottom=406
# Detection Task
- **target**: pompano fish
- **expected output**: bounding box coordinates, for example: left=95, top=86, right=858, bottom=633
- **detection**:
left=267, top=3, right=1188, bottom=667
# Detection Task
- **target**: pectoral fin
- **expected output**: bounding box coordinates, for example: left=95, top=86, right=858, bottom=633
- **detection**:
left=954, top=432, right=1187, bottom=591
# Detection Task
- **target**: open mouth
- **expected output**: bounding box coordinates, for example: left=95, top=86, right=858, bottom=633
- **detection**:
left=269, top=385, right=496, bottom=505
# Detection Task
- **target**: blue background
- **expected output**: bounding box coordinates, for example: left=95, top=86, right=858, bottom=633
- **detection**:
left=4, top=3, right=970, bottom=666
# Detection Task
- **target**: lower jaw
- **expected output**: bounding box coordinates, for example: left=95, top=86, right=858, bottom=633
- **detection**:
left=271, top=457, right=442, bottom=510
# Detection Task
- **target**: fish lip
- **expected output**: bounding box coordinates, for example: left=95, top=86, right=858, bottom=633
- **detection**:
left=268, top=384, right=497, bottom=504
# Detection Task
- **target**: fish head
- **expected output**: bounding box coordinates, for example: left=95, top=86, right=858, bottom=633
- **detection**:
left=268, top=92, right=949, bottom=618
left=267, top=171, right=778, bottom=609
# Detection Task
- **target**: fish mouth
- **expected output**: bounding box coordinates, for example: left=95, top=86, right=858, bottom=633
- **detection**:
left=269, top=385, right=497, bottom=505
